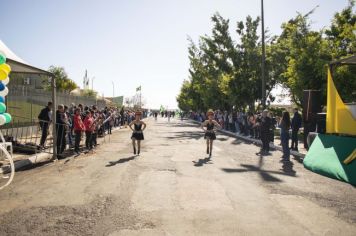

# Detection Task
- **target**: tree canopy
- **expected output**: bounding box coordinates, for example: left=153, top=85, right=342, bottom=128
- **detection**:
left=177, top=1, right=356, bottom=112
left=47, top=66, right=78, bottom=93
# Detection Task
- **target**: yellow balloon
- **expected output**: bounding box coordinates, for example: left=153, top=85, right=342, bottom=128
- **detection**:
left=0, top=69, right=8, bottom=80
left=0, top=64, right=11, bottom=74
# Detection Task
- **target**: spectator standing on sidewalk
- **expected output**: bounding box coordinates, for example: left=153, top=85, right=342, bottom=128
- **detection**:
left=279, top=111, right=291, bottom=162
left=38, top=101, right=52, bottom=148
left=56, top=104, right=67, bottom=157
left=84, top=111, right=94, bottom=150
left=92, top=106, right=99, bottom=145
left=232, top=111, right=237, bottom=133
left=108, top=111, right=114, bottom=134
left=290, top=108, right=302, bottom=151
left=269, top=112, right=277, bottom=146
left=73, top=108, right=85, bottom=154
left=64, top=105, right=73, bottom=148
left=259, top=110, right=271, bottom=155
left=228, top=112, right=234, bottom=132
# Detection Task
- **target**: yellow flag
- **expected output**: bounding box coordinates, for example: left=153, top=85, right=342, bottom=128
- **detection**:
left=326, top=67, right=356, bottom=135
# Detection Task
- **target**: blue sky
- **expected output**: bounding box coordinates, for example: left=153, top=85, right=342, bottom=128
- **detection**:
left=1, top=0, right=349, bottom=109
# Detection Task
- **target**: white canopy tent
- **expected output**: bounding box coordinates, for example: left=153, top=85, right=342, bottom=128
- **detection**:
left=0, top=39, right=51, bottom=75
left=0, top=40, right=58, bottom=159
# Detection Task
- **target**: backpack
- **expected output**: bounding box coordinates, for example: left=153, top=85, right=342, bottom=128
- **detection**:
left=38, top=107, right=48, bottom=121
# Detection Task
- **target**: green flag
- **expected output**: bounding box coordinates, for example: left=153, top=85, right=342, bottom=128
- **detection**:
left=136, top=86, right=141, bottom=92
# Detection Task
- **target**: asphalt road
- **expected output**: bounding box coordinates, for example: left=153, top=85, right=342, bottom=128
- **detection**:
left=0, top=117, right=355, bottom=236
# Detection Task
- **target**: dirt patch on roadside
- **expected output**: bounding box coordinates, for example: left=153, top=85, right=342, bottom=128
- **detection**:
left=0, top=195, right=157, bottom=236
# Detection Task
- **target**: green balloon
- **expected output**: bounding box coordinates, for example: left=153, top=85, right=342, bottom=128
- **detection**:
left=0, top=103, right=6, bottom=113
left=3, top=113, right=11, bottom=123
left=0, top=54, right=5, bottom=65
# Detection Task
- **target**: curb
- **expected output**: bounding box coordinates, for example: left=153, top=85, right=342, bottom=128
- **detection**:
left=190, top=119, right=306, bottom=159
left=12, top=126, right=127, bottom=171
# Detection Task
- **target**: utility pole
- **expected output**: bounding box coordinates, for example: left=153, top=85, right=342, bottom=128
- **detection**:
left=92, top=77, right=95, bottom=90
left=261, top=0, right=266, bottom=108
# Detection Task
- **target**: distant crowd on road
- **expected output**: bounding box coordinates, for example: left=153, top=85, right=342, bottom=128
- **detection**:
left=191, top=109, right=302, bottom=162
left=38, top=101, right=147, bottom=158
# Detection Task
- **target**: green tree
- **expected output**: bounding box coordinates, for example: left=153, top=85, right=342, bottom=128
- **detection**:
left=199, top=13, right=235, bottom=110
left=235, top=16, right=262, bottom=109
left=275, top=10, right=331, bottom=106
left=82, top=89, right=97, bottom=98
left=47, top=66, right=78, bottom=93
left=325, top=0, right=356, bottom=102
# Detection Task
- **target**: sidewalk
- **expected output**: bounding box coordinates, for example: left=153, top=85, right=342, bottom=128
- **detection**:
left=9, top=126, right=129, bottom=172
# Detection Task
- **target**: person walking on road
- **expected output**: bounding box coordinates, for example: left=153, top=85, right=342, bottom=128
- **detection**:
left=279, top=111, right=291, bottom=162
left=129, top=111, right=147, bottom=155
left=290, top=108, right=302, bottom=151
left=201, top=109, right=221, bottom=158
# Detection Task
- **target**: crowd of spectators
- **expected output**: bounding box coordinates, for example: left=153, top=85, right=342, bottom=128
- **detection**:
left=190, top=108, right=302, bottom=161
left=38, top=101, right=146, bottom=158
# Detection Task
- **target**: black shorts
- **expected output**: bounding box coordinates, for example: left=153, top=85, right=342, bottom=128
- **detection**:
left=204, top=132, right=216, bottom=140
left=131, top=132, right=144, bottom=140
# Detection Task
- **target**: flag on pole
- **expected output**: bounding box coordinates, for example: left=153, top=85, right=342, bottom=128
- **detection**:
left=136, top=86, right=141, bottom=92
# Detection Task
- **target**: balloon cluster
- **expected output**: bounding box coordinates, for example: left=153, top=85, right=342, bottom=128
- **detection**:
left=0, top=51, right=12, bottom=125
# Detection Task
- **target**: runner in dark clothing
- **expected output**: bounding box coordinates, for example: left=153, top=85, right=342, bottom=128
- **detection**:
left=129, top=111, right=147, bottom=155
left=201, top=109, right=221, bottom=158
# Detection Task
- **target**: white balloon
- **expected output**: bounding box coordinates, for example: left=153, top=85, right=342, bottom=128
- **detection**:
left=0, top=87, right=8, bottom=97
left=0, top=115, right=6, bottom=125
left=2, top=77, right=9, bottom=85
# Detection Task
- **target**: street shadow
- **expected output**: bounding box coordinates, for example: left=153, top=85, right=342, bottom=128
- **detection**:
left=231, top=139, right=244, bottom=145
left=106, top=155, right=136, bottom=167
left=155, top=123, right=199, bottom=128
left=292, top=154, right=304, bottom=164
left=166, top=131, right=203, bottom=140
left=217, top=137, right=228, bottom=141
left=15, top=159, right=53, bottom=172
left=192, top=157, right=213, bottom=167
left=221, top=156, right=297, bottom=182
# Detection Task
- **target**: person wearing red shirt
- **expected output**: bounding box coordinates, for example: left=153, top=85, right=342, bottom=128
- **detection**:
left=84, top=111, right=95, bottom=150
left=73, top=108, right=85, bottom=154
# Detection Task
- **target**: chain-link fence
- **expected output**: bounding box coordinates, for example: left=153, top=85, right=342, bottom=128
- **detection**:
left=4, top=85, right=106, bottom=125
